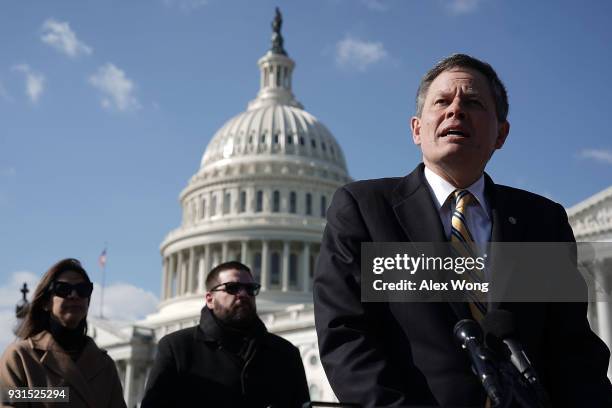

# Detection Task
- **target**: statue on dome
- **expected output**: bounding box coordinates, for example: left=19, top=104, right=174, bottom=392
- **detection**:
left=270, top=7, right=287, bottom=55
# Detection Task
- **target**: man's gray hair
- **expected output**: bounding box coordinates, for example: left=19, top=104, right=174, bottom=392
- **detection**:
left=415, top=54, right=509, bottom=122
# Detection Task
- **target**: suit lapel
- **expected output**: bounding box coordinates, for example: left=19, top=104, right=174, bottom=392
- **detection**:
left=485, top=176, right=524, bottom=310
left=33, top=331, right=98, bottom=408
left=392, top=164, right=471, bottom=320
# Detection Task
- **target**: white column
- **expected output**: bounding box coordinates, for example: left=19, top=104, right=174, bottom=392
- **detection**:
left=202, top=244, right=211, bottom=291
left=161, top=257, right=168, bottom=300
left=282, top=241, right=290, bottom=291
left=594, top=261, right=612, bottom=379
left=222, top=242, right=229, bottom=262
left=241, top=241, right=249, bottom=266
left=124, top=360, right=134, bottom=407
left=197, top=248, right=206, bottom=293
left=188, top=247, right=195, bottom=293
left=177, top=251, right=185, bottom=295
left=261, top=240, right=269, bottom=291
left=168, top=254, right=176, bottom=297
left=302, top=243, right=311, bottom=292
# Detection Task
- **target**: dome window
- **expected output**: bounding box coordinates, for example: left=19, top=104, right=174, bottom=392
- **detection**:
left=306, top=193, right=312, bottom=215
left=270, top=252, right=281, bottom=286
left=289, top=253, right=299, bottom=289
left=272, top=190, right=280, bottom=212
left=210, top=195, right=217, bottom=216
left=239, top=191, right=247, bottom=213
left=311, top=139, right=316, bottom=149
left=289, top=191, right=297, bottom=214
left=299, top=136, right=305, bottom=146
left=252, top=252, right=262, bottom=284
left=287, top=134, right=293, bottom=145
left=256, top=190, right=263, bottom=212
left=200, top=198, right=206, bottom=219
left=320, top=195, right=327, bottom=218
left=274, top=134, right=279, bottom=144
left=322, top=142, right=327, bottom=152
left=223, top=192, right=231, bottom=214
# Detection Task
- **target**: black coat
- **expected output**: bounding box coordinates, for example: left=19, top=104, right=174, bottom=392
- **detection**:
left=141, top=307, right=310, bottom=408
left=314, top=163, right=612, bottom=408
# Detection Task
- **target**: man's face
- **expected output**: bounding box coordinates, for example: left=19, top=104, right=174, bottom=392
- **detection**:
left=205, top=269, right=257, bottom=327
left=411, top=68, right=509, bottom=182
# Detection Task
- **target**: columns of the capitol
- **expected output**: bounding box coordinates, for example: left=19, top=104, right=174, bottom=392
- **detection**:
left=180, top=250, right=187, bottom=295
left=197, top=247, right=206, bottom=293
left=188, top=247, right=196, bottom=293
left=168, top=254, right=176, bottom=298
left=222, top=241, right=229, bottom=263
left=594, top=260, right=612, bottom=379
left=161, top=257, right=168, bottom=300
left=124, top=360, right=134, bottom=407
left=282, top=241, right=290, bottom=291
left=302, top=243, right=311, bottom=292
left=241, top=241, right=249, bottom=265
left=261, top=240, right=269, bottom=290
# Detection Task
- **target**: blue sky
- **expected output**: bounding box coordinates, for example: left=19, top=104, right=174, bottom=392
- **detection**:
left=1, top=0, right=611, bottom=340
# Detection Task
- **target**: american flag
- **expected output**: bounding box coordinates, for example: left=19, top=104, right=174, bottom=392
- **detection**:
left=98, top=248, right=107, bottom=268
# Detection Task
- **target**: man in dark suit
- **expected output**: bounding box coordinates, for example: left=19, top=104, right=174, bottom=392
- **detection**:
left=142, top=261, right=310, bottom=408
left=313, top=54, right=612, bottom=407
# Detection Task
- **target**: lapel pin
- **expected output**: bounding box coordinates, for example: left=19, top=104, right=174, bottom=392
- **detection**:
left=508, top=216, right=517, bottom=225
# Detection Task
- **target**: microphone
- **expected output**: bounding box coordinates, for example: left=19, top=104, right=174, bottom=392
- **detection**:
left=482, top=310, right=551, bottom=407
left=454, top=319, right=503, bottom=406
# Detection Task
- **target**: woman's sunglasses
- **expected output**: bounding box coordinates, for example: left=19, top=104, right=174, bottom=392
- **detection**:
left=49, top=281, right=94, bottom=298
left=210, top=282, right=261, bottom=296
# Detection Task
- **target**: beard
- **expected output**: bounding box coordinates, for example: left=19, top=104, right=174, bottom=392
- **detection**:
left=213, top=299, right=257, bottom=329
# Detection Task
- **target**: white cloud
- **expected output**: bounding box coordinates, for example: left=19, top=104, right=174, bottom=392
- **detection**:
left=0, top=271, right=39, bottom=351
left=163, top=0, right=208, bottom=12
left=335, top=36, right=388, bottom=71
left=89, top=63, right=140, bottom=112
left=362, top=0, right=388, bottom=11
left=578, top=149, right=612, bottom=165
left=41, top=19, right=92, bottom=58
left=90, top=282, right=158, bottom=321
left=12, top=64, right=45, bottom=103
left=446, top=0, right=483, bottom=14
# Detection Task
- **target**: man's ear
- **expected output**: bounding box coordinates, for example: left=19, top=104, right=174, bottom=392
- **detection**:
left=495, top=120, right=510, bottom=149
left=205, top=292, right=213, bottom=308
left=411, top=116, right=422, bottom=145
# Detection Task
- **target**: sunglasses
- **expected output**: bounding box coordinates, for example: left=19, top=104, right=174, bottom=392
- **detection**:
left=49, top=281, right=94, bottom=298
left=210, top=282, right=261, bottom=296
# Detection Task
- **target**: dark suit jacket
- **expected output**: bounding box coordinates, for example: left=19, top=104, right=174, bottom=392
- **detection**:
left=314, top=163, right=612, bottom=408
left=141, top=307, right=310, bottom=408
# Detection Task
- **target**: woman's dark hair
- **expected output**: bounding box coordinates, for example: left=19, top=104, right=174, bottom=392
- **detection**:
left=16, top=258, right=92, bottom=339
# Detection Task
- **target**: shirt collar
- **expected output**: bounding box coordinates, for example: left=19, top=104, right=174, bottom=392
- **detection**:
left=423, top=166, right=488, bottom=216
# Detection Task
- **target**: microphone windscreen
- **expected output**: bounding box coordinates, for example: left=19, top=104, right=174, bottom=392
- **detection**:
left=482, top=309, right=516, bottom=339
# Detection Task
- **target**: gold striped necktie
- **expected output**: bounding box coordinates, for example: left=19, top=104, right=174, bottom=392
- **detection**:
left=450, top=189, right=487, bottom=321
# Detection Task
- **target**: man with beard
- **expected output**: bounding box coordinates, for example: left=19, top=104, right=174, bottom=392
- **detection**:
left=142, top=261, right=310, bottom=408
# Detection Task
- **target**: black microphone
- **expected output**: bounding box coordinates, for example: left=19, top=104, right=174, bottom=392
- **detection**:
left=482, top=310, right=551, bottom=407
left=454, top=319, right=503, bottom=406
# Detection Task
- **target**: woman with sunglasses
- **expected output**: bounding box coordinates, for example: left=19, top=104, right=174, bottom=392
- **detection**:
left=0, top=258, right=127, bottom=408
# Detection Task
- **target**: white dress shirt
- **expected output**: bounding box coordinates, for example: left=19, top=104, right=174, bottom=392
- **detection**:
left=423, top=166, right=492, bottom=244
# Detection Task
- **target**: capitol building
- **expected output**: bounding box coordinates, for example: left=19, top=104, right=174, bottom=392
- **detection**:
left=90, top=10, right=349, bottom=407
left=83, top=10, right=612, bottom=407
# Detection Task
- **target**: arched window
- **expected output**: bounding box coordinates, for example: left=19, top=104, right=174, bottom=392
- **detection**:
left=306, top=193, right=312, bottom=215
left=239, top=191, right=247, bottom=213
left=210, top=195, right=217, bottom=216
left=289, top=253, right=298, bottom=288
left=270, top=252, right=280, bottom=285
left=289, top=191, right=297, bottom=214
left=320, top=195, right=327, bottom=217
left=273, top=190, right=280, bottom=212
left=200, top=198, right=206, bottom=219
left=256, top=190, right=263, bottom=212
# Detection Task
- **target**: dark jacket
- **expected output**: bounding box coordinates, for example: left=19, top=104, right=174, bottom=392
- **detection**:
left=314, top=163, right=612, bottom=407
left=141, top=307, right=310, bottom=408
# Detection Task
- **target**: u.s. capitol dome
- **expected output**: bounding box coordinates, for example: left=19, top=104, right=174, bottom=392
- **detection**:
left=89, top=10, right=348, bottom=405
